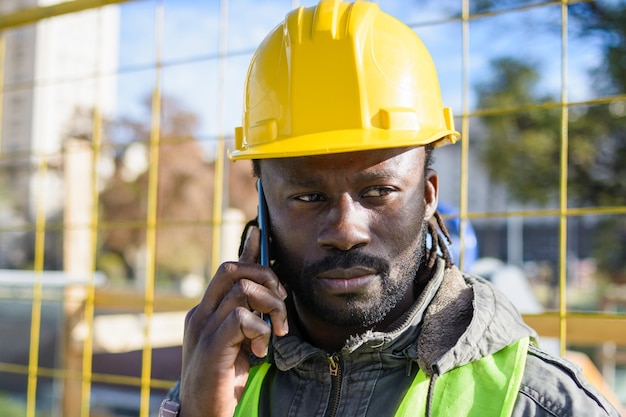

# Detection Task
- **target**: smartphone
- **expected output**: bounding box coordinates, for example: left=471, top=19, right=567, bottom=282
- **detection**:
left=257, top=179, right=272, bottom=327
left=257, top=179, right=270, bottom=269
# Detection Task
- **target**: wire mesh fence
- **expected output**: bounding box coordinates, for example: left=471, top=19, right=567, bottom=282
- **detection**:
left=0, top=0, right=624, bottom=416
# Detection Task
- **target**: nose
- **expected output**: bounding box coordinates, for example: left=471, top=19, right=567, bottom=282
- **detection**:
left=317, top=194, right=371, bottom=251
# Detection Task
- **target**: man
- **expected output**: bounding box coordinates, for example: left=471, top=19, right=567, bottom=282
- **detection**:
left=161, top=1, right=621, bottom=416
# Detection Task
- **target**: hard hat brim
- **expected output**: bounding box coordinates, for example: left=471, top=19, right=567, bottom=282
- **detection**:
left=229, top=128, right=460, bottom=160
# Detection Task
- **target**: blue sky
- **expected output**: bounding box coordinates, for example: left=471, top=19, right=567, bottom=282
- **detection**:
left=114, top=0, right=602, bottom=142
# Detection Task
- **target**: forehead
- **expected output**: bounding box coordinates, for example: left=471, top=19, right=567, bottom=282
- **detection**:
left=259, top=147, right=425, bottom=182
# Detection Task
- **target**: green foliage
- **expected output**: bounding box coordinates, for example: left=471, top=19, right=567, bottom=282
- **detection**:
left=475, top=58, right=562, bottom=205
left=0, top=393, right=26, bottom=417
left=568, top=105, right=626, bottom=207
left=569, top=2, right=626, bottom=95
left=0, top=393, right=52, bottom=417
left=475, top=7, right=626, bottom=207
left=475, top=2, right=626, bottom=281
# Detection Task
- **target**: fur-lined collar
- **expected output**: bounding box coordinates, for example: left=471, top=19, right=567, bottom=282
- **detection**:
left=271, top=258, right=537, bottom=376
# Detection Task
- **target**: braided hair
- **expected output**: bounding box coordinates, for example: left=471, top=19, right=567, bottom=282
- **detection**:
left=424, top=144, right=454, bottom=269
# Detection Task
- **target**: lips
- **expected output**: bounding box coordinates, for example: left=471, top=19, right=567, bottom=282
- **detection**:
left=317, top=267, right=378, bottom=279
left=316, top=267, right=379, bottom=294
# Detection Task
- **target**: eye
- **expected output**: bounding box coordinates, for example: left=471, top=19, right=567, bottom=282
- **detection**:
left=293, top=192, right=326, bottom=202
left=362, top=187, right=395, bottom=198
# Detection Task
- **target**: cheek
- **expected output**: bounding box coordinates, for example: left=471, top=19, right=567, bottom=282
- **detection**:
left=376, top=189, right=425, bottom=231
left=375, top=198, right=426, bottom=252
left=377, top=215, right=421, bottom=252
left=269, top=209, right=309, bottom=257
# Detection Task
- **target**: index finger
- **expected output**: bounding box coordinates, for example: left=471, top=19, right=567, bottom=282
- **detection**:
left=239, top=226, right=286, bottom=299
left=192, top=227, right=286, bottom=318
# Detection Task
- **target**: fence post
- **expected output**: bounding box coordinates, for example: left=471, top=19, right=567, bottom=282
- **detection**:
left=62, top=138, right=93, bottom=417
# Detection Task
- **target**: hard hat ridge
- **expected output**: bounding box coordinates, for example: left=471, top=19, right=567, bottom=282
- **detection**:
left=230, top=0, right=460, bottom=160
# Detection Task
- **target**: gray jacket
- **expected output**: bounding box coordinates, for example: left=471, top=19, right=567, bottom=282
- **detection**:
left=171, top=258, right=621, bottom=416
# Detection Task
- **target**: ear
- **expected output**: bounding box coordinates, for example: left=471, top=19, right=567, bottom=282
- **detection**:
left=424, top=168, right=438, bottom=220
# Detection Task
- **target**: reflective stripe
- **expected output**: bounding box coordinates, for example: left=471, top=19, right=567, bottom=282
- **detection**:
left=234, top=362, right=271, bottom=417
left=234, top=337, right=529, bottom=417
left=395, top=336, right=529, bottom=417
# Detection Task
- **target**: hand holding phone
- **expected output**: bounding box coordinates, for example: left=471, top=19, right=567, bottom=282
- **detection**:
left=180, top=220, right=288, bottom=417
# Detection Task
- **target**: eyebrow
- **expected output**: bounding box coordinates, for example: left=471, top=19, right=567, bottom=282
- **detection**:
left=282, top=174, right=323, bottom=188
left=351, top=168, right=400, bottom=183
left=283, top=166, right=402, bottom=188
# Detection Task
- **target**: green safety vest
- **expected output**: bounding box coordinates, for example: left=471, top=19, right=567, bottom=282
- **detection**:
left=234, top=336, right=529, bottom=417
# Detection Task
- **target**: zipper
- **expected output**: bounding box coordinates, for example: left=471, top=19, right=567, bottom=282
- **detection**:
left=325, top=353, right=342, bottom=417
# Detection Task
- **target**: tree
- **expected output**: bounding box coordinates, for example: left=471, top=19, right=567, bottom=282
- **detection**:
left=99, top=96, right=217, bottom=283
left=474, top=1, right=626, bottom=283
left=475, top=58, right=561, bottom=206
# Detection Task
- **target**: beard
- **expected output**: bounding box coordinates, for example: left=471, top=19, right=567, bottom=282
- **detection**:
left=274, top=221, right=428, bottom=328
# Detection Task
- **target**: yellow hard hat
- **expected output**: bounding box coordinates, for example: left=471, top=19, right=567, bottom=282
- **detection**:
left=229, top=0, right=460, bottom=160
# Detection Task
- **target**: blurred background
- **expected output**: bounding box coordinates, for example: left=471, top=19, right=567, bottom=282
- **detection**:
left=0, top=0, right=624, bottom=416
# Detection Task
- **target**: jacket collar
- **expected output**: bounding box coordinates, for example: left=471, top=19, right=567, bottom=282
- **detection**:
left=271, top=258, right=536, bottom=375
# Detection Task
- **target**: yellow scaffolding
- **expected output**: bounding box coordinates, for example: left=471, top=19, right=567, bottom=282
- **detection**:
left=0, top=1, right=623, bottom=416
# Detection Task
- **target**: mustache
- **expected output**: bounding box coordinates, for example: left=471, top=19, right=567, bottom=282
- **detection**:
left=301, top=251, right=391, bottom=279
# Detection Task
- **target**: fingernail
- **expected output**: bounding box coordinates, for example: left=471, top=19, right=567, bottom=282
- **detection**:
left=278, top=284, right=288, bottom=300
left=283, top=318, right=289, bottom=335
left=245, top=225, right=255, bottom=241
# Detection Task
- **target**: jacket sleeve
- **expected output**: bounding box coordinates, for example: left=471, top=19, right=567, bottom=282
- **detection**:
left=512, top=345, right=623, bottom=417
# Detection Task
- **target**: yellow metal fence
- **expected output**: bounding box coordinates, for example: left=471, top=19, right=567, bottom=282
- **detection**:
left=0, top=0, right=624, bottom=416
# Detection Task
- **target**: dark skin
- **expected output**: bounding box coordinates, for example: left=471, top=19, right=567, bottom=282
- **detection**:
left=179, top=146, right=438, bottom=417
